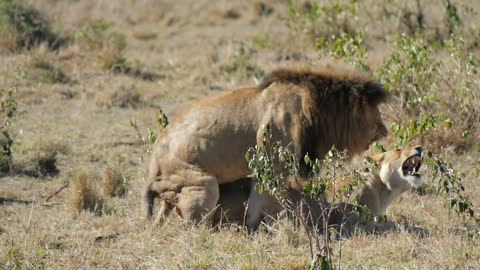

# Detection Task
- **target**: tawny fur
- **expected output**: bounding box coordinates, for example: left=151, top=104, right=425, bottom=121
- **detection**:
left=143, top=68, right=388, bottom=227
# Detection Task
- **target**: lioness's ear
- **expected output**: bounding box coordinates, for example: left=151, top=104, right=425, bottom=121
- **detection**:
left=370, top=153, right=385, bottom=164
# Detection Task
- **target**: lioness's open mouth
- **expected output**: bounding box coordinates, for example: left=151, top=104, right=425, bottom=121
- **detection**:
left=402, top=154, right=422, bottom=176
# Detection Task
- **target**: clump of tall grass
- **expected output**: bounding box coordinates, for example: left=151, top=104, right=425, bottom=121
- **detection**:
left=102, top=165, right=126, bottom=198
left=69, top=170, right=104, bottom=216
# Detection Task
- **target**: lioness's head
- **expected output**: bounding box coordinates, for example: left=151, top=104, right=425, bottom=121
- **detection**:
left=372, top=145, right=424, bottom=191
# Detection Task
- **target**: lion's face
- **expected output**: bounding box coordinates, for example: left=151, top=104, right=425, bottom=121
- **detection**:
left=350, top=104, right=387, bottom=154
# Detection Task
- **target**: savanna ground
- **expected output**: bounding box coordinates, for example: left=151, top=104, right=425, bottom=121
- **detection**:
left=0, top=0, right=479, bottom=269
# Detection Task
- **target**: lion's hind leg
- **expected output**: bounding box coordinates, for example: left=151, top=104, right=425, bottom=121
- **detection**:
left=175, top=178, right=219, bottom=224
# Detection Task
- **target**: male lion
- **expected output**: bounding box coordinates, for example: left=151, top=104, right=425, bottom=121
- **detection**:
left=143, top=68, right=388, bottom=225
left=214, top=146, right=424, bottom=231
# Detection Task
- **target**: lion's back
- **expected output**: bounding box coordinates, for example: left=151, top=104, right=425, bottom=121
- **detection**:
left=151, top=87, right=264, bottom=182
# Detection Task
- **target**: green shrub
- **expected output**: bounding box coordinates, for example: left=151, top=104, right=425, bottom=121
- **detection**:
left=286, top=0, right=359, bottom=39
left=423, top=152, right=479, bottom=227
left=0, top=0, right=63, bottom=51
left=0, top=85, right=17, bottom=175
left=286, top=0, right=369, bottom=71
left=376, top=35, right=438, bottom=110
left=245, top=126, right=373, bottom=269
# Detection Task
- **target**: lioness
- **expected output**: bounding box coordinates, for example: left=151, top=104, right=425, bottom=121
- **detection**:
left=214, top=146, right=424, bottom=230
left=143, top=68, right=388, bottom=225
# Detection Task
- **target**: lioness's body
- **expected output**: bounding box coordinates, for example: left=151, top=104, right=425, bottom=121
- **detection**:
left=144, top=69, right=388, bottom=224
left=215, top=146, right=424, bottom=229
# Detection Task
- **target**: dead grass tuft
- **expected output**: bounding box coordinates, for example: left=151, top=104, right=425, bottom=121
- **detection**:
left=102, top=165, right=126, bottom=198
left=69, top=170, right=104, bottom=216
left=132, top=31, right=158, bottom=41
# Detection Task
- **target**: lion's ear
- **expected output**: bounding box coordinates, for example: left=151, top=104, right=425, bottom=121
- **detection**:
left=370, top=153, right=385, bottom=164
left=359, top=82, right=389, bottom=106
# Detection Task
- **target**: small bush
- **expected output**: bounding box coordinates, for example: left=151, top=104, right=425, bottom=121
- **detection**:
left=219, top=42, right=264, bottom=80
left=0, top=153, right=11, bottom=173
left=0, top=85, right=17, bottom=175
left=69, top=170, right=104, bottom=216
left=0, top=0, right=64, bottom=51
left=35, top=149, right=58, bottom=176
left=74, top=19, right=126, bottom=69
left=286, top=0, right=359, bottom=40
left=286, top=0, right=369, bottom=71
left=102, top=165, right=126, bottom=198
left=108, top=85, right=143, bottom=109
left=75, top=19, right=160, bottom=81
left=376, top=35, right=438, bottom=111
left=27, top=55, right=72, bottom=84
left=12, top=140, right=68, bottom=177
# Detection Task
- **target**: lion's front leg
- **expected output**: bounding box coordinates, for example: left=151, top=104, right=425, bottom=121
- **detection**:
left=246, top=184, right=265, bottom=233
left=246, top=180, right=283, bottom=233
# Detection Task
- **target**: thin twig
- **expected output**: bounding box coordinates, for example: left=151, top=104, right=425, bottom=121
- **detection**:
left=45, top=182, right=69, bottom=202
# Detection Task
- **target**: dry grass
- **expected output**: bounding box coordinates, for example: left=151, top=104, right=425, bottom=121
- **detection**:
left=68, top=170, right=104, bottom=216
left=0, top=0, right=479, bottom=269
left=102, top=165, right=126, bottom=198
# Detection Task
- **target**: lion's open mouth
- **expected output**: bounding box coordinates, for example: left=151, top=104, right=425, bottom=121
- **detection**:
left=402, top=154, right=422, bottom=176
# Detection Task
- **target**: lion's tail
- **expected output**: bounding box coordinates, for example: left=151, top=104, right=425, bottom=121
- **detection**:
left=143, top=182, right=157, bottom=219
